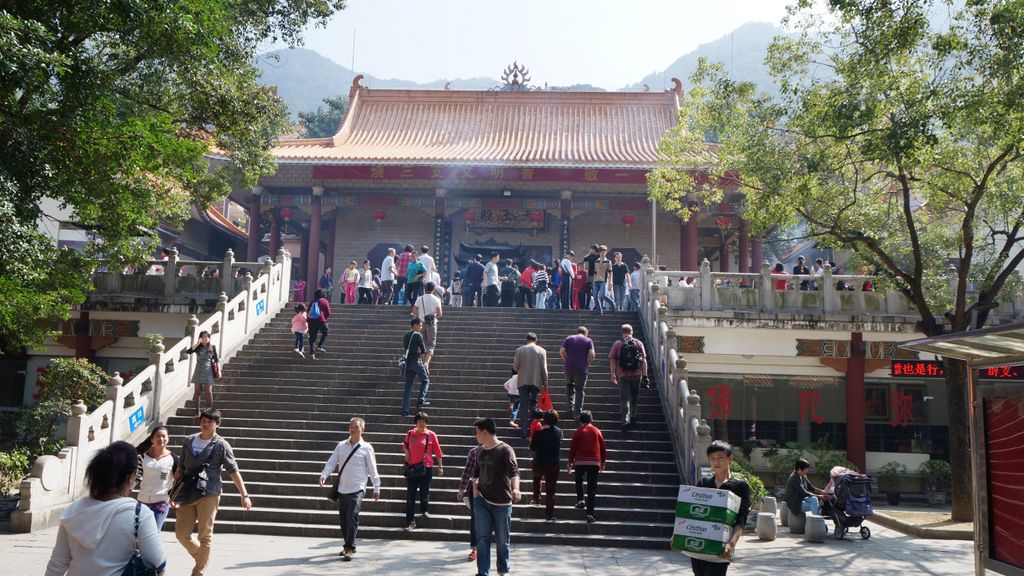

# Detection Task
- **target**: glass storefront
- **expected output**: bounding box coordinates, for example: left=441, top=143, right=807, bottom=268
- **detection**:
left=691, top=373, right=949, bottom=458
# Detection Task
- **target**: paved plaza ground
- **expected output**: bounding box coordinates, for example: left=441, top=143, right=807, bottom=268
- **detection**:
left=3, top=519, right=975, bottom=575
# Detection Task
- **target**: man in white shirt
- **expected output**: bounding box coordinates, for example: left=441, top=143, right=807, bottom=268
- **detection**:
left=380, top=248, right=397, bottom=305
left=412, top=282, right=444, bottom=367
left=418, top=245, right=436, bottom=278
left=483, top=251, right=505, bottom=307
left=318, top=417, right=381, bottom=561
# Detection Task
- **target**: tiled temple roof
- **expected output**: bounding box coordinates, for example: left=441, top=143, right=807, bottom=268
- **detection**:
left=271, top=78, right=683, bottom=169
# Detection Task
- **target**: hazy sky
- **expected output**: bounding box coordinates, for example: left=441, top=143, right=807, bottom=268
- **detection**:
left=289, top=0, right=792, bottom=90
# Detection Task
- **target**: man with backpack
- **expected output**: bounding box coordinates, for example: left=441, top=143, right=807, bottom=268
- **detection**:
left=307, top=289, right=331, bottom=359
left=608, top=324, right=647, bottom=431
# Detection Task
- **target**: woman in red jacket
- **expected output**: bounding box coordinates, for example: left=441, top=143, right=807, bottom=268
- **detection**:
left=567, top=410, right=606, bottom=523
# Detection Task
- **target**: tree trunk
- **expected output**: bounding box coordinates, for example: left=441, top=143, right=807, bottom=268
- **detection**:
left=943, top=358, right=974, bottom=522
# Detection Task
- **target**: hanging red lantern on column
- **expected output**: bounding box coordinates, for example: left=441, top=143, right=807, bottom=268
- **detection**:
left=462, top=210, right=476, bottom=233
left=372, top=210, right=386, bottom=223
left=279, top=207, right=295, bottom=234
left=715, top=215, right=731, bottom=231
left=621, top=214, right=636, bottom=228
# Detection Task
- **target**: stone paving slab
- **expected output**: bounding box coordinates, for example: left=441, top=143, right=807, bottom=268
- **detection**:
left=2, top=519, right=977, bottom=575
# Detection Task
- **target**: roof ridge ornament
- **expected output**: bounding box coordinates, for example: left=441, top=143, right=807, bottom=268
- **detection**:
left=669, top=78, right=683, bottom=96
left=348, top=74, right=365, bottom=100
left=494, top=61, right=533, bottom=92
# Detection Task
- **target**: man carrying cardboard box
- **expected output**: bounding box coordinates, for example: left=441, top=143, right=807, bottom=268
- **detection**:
left=672, top=440, right=751, bottom=576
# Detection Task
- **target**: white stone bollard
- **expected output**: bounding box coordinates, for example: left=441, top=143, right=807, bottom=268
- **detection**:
left=780, top=505, right=790, bottom=527
left=760, top=496, right=778, bottom=516
left=756, top=512, right=777, bottom=541
left=789, top=509, right=806, bottom=534
left=804, top=514, right=827, bottom=542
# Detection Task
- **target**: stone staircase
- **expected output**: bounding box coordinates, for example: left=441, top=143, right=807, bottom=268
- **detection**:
left=164, top=305, right=678, bottom=548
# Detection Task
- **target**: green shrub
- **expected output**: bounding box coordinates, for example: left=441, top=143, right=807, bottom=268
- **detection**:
left=762, top=443, right=805, bottom=487
left=811, top=452, right=859, bottom=487
left=0, top=448, right=31, bottom=496
left=731, top=456, right=766, bottom=508
left=876, top=461, right=907, bottom=493
left=918, top=459, right=951, bottom=491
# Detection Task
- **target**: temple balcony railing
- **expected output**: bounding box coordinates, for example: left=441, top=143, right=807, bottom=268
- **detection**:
left=651, top=259, right=1024, bottom=322
left=11, top=249, right=292, bottom=533
left=88, top=247, right=273, bottom=301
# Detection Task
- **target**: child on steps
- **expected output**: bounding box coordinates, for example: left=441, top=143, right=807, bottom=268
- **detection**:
left=291, top=303, right=308, bottom=357
left=504, top=373, right=520, bottom=428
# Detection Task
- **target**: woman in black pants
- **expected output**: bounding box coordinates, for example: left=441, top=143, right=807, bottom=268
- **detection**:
left=402, top=412, right=444, bottom=531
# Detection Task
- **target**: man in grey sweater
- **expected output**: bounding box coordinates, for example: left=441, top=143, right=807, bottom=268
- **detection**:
left=513, top=332, right=548, bottom=437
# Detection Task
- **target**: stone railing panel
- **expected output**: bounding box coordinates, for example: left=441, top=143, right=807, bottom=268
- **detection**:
left=12, top=251, right=291, bottom=533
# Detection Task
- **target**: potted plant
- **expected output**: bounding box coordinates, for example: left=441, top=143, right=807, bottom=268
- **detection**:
left=918, top=459, right=951, bottom=505
left=876, top=461, right=907, bottom=506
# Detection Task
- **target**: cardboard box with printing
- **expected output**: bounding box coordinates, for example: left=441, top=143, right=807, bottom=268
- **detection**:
left=675, top=485, right=741, bottom=525
left=671, top=517, right=732, bottom=560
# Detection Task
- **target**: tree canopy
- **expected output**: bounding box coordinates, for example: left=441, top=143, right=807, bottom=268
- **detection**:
left=298, top=94, right=347, bottom=138
left=650, top=0, right=1024, bottom=521
left=0, top=0, right=346, bottom=350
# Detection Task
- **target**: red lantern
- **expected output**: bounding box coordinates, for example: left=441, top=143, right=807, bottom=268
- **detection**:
left=279, top=207, right=295, bottom=220
left=621, top=214, right=636, bottom=228
left=529, top=212, right=544, bottom=223
left=462, top=210, right=476, bottom=222
left=372, top=210, right=386, bottom=223
left=715, top=216, right=731, bottom=230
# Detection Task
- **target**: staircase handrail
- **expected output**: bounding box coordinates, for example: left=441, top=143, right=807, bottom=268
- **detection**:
left=638, top=257, right=710, bottom=486
left=11, top=249, right=292, bottom=533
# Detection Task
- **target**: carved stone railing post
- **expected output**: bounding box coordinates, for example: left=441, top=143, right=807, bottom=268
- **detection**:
left=221, top=249, right=235, bottom=294
left=164, top=247, right=179, bottom=297
left=149, top=339, right=165, bottom=422
left=760, top=260, right=774, bottom=312
left=699, top=259, right=713, bottom=310
left=823, top=263, right=837, bottom=313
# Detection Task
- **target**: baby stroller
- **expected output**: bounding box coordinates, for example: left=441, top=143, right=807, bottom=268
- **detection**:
left=821, top=466, right=874, bottom=540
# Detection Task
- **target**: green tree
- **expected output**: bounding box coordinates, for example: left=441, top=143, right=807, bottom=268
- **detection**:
left=0, top=0, right=347, bottom=351
left=649, top=0, right=1024, bottom=521
left=298, top=95, right=347, bottom=138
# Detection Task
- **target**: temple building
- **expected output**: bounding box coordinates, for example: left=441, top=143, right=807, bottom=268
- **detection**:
left=213, top=65, right=764, bottom=299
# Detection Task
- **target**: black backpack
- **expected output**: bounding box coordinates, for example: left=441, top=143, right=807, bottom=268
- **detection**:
left=618, top=337, right=642, bottom=370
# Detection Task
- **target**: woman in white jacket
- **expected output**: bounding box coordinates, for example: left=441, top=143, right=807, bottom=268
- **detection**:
left=46, top=441, right=167, bottom=576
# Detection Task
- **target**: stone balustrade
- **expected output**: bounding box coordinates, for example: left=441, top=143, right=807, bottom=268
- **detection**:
left=10, top=249, right=292, bottom=533
left=88, top=248, right=273, bottom=300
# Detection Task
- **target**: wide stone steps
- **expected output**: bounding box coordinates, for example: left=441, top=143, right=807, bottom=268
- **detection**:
left=165, top=305, right=676, bottom=548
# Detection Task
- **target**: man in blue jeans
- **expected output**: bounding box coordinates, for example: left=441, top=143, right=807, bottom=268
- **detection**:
left=401, top=318, right=430, bottom=416
left=784, top=458, right=824, bottom=519
left=472, top=418, right=521, bottom=576
left=591, top=246, right=611, bottom=314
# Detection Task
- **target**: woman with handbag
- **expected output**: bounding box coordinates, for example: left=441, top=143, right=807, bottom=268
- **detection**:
left=186, top=330, right=219, bottom=418
left=45, top=441, right=167, bottom=576
left=401, top=412, right=444, bottom=531
left=136, top=425, right=178, bottom=531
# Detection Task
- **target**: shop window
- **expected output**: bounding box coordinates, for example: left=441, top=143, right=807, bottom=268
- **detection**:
left=865, top=384, right=889, bottom=421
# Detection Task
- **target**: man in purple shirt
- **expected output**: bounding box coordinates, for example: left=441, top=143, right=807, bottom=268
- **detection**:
left=560, top=326, right=596, bottom=418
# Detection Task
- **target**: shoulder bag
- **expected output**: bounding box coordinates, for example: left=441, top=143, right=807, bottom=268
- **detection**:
left=210, top=345, right=222, bottom=380
left=169, top=438, right=220, bottom=505
left=326, top=443, right=362, bottom=502
left=402, top=431, right=431, bottom=479
left=397, top=333, right=416, bottom=376
left=120, top=502, right=164, bottom=576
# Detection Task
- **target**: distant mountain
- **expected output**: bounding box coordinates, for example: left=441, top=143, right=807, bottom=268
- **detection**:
left=623, top=21, right=786, bottom=96
left=255, top=48, right=497, bottom=117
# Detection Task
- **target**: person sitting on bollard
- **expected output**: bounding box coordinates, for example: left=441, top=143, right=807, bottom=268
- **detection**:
left=785, top=458, right=825, bottom=518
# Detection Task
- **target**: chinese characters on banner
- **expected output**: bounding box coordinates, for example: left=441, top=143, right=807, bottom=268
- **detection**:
left=889, top=391, right=915, bottom=427
left=890, top=360, right=1024, bottom=380
left=706, top=385, right=733, bottom=421
left=798, top=390, right=825, bottom=424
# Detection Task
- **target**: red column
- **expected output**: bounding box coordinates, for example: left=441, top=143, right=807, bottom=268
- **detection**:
left=305, top=186, right=324, bottom=300
left=246, top=190, right=262, bottom=260
left=719, top=238, right=730, bottom=272
left=738, top=220, right=749, bottom=275
left=750, top=235, right=764, bottom=273
left=299, top=230, right=309, bottom=296
left=846, top=332, right=867, bottom=471
left=682, top=211, right=699, bottom=270
left=324, top=218, right=336, bottom=275
left=74, top=311, right=91, bottom=360
left=268, top=213, right=281, bottom=257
